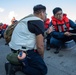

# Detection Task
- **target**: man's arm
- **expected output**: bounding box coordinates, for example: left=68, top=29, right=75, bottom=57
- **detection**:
left=46, top=21, right=65, bottom=39
left=28, top=20, right=45, bottom=58
left=69, top=19, right=76, bottom=29
left=36, top=34, right=44, bottom=58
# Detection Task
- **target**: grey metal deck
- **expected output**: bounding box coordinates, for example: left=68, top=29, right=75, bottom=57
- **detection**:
left=0, top=38, right=76, bottom=75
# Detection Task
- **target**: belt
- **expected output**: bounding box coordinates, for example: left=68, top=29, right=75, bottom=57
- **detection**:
left=26, top=49, right=37, bottom=53
left=11, top=48, right=37, bottom=53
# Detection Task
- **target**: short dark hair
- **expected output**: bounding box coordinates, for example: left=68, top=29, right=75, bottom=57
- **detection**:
left=53, top=7, right=62, bottom=15
left=33, top=4, right=46, bottom=14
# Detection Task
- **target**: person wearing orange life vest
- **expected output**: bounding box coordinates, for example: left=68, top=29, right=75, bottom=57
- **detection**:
left=0, top=23, right=2, bottom=38
left=47, top=7, right=76, bottom=54
left=1, top=24, right=8, bottom=38
left=44, top=18, right=50, bottom=30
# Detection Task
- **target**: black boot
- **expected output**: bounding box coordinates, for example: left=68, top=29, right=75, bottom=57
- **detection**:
left=5, top=43, right=8, bottom=45
left=46, top=44, right=50, bottom=50
left=5, top=62, right=22, bottom=75
left=5, top=62, right=15, bottom=75
left=46, top=39, right=50, bottom=50
left=54, top=47, right=61, bottom=54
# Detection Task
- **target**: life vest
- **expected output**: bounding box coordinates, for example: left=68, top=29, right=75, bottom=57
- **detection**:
left=44, top=18, right=50, bottom=29
left=0, top=25, right=2, bottom=30
left=51, top=14, right=70, bottom=32
left=9, top=14, right=43, bottom=51
left=2, top=24, right=8, bottom=30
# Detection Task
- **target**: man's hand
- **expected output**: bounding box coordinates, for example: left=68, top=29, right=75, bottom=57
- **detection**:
left=64, top=32, right=72, bottom=36
left=18, top=51, right=26, bottom=60
left=46, top=26, right=54, bottom=34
